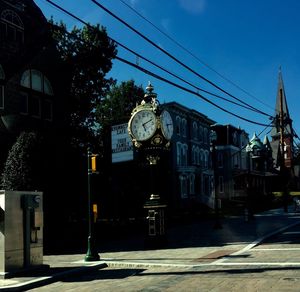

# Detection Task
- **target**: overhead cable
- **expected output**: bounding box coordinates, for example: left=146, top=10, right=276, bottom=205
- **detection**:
left=90, top=0, right=273, bottom=119
left=45, top=0, right=270, bottom=116
left=119, top=0, right=275, bottom=112
left=45, top=0, right=271, bottom=127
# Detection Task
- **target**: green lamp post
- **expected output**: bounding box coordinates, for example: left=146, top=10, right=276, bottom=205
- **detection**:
left=85, top=147, right=100, bottom=262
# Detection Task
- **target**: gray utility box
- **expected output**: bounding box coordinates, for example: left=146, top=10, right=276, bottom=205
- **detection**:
left=0, top=190, right=43, bottom=276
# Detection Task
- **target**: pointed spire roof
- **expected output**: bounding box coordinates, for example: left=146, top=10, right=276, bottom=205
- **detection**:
left=263, top=135, right=272, bottom=151
left=271, top=68, right=292, bottom=137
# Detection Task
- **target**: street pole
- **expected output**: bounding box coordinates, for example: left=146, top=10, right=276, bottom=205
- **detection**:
left=210, top=130, right=222, bottom=229
left=279, top=89, right=289, bottom=212
left=85, top=147, right=100, bottom=262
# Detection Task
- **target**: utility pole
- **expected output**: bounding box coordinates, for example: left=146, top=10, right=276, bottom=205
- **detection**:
left=279, top=88, right=289, bottom=212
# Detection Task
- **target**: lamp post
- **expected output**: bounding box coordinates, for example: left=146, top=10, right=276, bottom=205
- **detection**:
left=210, top=130, right=222, bottom=229
left=85, top=147, right=100, bottom=262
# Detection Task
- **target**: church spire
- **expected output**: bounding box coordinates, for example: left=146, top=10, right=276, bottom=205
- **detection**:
left=271, top=68, right=292, bottom=138
left=270, top=68, right=293, bottom=169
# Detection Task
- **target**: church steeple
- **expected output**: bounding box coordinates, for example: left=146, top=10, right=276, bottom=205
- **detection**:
left=270, top=68, right=293, bottom=168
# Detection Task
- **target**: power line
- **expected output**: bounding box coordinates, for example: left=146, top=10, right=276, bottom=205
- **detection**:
left=119, top=0, right=275, bottom=112
left=44, top=0, right=271, bottom=127
left=45, top=0, right=271, bottom=117
left=90, top=0, right=273, bottom=119
left=116, top=55, right=270, bottom=127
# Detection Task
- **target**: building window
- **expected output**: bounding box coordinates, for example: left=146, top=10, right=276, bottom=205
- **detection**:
left=0, top=9, right=24, bottom=43
left=193, top=122, right=198, bottom=140
left=204, top=150, right=209, bottom=168
left=176, top=142, right=181, bottom=165
left=189, top=174, right=195, bottom=195
left=20, top=69, right=54, bottom=120
left=195, top=147, right=200, bottom=165
left=182, top=144, right=188, bottom=166
left=176, top=116, right=181, bottom=135
left=177, top=142, right=188, bottom=166
left=204, top=128, right=208, bottom=144
left=181, top=118, right=187, bottom=137
left=200, top=150, right=204, bottom=168
left=179, top=175, right=188, bottom=199
left=21, top=69, right=54, bottom=95
left=192, top=146, right=196, bottom=164
left=199, top=126, right=203, bottom=142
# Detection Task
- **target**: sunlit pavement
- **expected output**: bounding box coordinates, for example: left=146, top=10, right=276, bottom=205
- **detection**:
left=1, top=206, right=300, bottom=291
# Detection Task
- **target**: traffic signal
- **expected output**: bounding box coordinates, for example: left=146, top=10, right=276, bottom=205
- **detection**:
left=91, top=155, right=97, bottom=173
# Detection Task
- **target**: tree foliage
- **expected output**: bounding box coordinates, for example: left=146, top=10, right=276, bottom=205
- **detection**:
left=96, top=79, right=145, bottom=130
left=1, top=132, right=41, bottom=191
left=50, top=20, right=117, bottom=147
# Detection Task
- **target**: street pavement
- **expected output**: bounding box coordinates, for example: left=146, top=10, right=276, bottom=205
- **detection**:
left=1, top=206, right=300, bottom=291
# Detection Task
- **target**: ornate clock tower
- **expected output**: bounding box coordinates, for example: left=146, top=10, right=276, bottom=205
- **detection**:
left=128, top=82, right=173, bottom=246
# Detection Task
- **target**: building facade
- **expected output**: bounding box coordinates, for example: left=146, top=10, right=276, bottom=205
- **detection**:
left=210, top=124, right=249, bottom=200
left=157, top=102, right=216, bottom=212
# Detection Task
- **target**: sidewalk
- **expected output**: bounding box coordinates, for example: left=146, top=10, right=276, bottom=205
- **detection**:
left=1, top=206, right=300, bottom=291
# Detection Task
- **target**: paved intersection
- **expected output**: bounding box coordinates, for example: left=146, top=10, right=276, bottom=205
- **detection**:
left=1, top=207, right=300, bottom=291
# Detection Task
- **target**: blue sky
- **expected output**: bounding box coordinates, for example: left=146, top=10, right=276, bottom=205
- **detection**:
left=33, top=0, right=300, bottom=141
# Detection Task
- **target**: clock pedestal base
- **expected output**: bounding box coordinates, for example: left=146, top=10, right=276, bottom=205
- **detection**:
left=144, top=201, right=167, bottom=249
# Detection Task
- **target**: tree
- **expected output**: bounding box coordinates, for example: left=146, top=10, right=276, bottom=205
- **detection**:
left=50, top=20, right=117, bottom=148
left=1, top=132, right=41, bottom=191
left=96, top=79, right=145, bottom=131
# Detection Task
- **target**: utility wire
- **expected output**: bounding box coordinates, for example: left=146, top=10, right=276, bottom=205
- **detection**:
left=45, top=0, right=271, bottom=127
left=45, top=0, right=271, bottom=116
left=116, top=55, right=270, bottom=127
left=119, top=0, right=275, bottom=112
left=90, top=0, right=273, bottom=119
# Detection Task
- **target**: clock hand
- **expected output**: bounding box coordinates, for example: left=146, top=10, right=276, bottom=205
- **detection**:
left=142, top=119, right=153, bottom=129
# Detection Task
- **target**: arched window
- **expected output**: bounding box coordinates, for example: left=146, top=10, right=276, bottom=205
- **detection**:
left=181, top=118, right=187, bottom=137
left=192, top=146, right=196, bottom=164
left=176, top=116, right=181, bottom=135
left=179, top=175, right=188, bottom=198
left=195, top=146, right=200, bottom=165
left=0, top=9, right=24, bottom=43
left=21, top=69, right=54, bottom=95
left=200, top=149, right=204, bottom=168
left=193, top=122, right=198, bottom=140
left=204, top=150, right=209, bottom=168
left=176, top=142, right=182, bottom=166
left=199, top=126, right=203, bottom=142
left=0, top=64, right=4, bottom=109
left=204, top=128, right=208, bottom=144
left=189, top=174, right=195, bottom=195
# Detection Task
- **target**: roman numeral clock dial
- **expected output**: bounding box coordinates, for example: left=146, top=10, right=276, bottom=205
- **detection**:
left=129, top=110, right=157, bottom=141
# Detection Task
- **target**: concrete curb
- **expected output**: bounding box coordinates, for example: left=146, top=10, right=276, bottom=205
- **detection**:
left=0, top=263, right=107, bottom=292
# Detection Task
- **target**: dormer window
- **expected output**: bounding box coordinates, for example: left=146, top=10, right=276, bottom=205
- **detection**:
left=0, top=9, right=24, bottom=43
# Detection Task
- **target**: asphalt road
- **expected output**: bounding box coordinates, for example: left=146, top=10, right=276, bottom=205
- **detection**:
left=27, top=209, right=300, bottom=292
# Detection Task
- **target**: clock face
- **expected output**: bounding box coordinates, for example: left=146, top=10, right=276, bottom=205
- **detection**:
left=130, top=110, right=157, bottom=141
left=160, top=110, right=174, bottom=140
